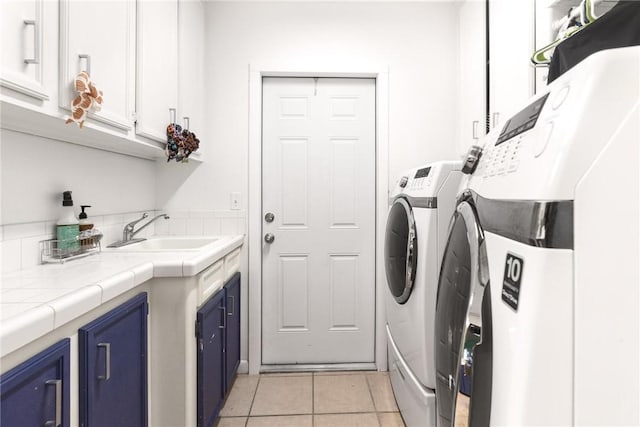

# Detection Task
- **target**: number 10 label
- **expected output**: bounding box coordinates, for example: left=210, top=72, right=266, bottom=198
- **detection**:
left=502, top=252, right=524, bottom=311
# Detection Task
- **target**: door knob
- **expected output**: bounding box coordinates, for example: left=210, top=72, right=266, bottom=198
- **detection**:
left=264, top=212, right=275, bottom=223
left=264, top=233, right=275, bottom=244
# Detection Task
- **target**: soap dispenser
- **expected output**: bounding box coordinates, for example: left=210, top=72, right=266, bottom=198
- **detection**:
left=78, top=205, right=93, bottom=248
left=79, top=205, right=93, bottom=232
left=56, top=190, right=80, bottom=253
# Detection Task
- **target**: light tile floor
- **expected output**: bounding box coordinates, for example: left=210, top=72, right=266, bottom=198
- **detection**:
left=218, top=371, right=406, bottom=427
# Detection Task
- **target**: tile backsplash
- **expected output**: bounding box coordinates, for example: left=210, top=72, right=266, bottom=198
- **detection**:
left=0, top=210, right=247, bottom=274
left=154, top=210, right=247, bottom=237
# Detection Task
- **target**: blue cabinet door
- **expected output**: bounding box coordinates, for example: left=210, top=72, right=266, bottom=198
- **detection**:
left=196, top=288, right=226, bottom=427
left=79, top=293, right=148, bottom=427
left=224, top=272, right=241, bottom=394
left=0, top=339, right=70, bottom=427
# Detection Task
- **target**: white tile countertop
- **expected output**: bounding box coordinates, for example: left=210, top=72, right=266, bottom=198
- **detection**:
left=0, top=234, right=244, bottom=358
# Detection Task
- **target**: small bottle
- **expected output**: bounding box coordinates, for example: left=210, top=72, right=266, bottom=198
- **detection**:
left=56, top=191, right=80, bottom=254
left=78, top=205, right=93, bottom=248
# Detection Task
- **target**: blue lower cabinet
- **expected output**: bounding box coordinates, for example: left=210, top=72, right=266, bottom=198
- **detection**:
left=196, top=288, right=226, bottom=427
left=197, top=273, right=242, bottom=427
left=79, top=293, right=148, bottom=427
left=0, top=339, right=71, bottom=427
left=224, top=272, right=241, bottom=394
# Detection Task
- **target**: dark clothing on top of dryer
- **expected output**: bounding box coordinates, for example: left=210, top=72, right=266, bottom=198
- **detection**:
left=548, top=1, right=640, bottom=83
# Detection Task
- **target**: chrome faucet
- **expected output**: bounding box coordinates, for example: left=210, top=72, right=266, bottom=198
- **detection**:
left=108, top=212, right=170, bottom=248
left=125, top=213, right=170, bottom=241
left=123, top=213, right=149, bottom=241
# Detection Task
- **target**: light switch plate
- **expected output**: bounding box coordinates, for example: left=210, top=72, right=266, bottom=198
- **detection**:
left=230, top=192, right=241, bottom=210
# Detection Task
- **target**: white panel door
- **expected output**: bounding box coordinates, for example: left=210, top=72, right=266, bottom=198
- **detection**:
left=0, top=0, right=49, bottom=100
left=59, top=0, right=136, bottom=130
left=136, top=0, right=178, bottom=142
left=262, top=78, right=376, bottom=365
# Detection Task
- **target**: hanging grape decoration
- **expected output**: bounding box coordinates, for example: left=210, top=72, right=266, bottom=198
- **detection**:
left=166, top=116, right=200, bottom=162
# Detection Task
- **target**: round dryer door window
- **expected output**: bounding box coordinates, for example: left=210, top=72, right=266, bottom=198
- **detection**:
left=384, top=198, right=417, bottom=304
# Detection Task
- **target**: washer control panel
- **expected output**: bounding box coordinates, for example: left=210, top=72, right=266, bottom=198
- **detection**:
left=477, top=135, right=523, bottom=178
left=496, top=93, right=549, bottom=146
left=477, top=91, right=556, bottom=178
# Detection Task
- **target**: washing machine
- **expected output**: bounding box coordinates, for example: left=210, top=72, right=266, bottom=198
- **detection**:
left=384, top=160, right=462, bottom=426
left=435, top=46, right=640, bottom=426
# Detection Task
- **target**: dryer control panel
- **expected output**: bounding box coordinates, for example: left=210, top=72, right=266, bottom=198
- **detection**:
left=391, top=160, right=462, bottom=199
left=407, top=166, right=435, bottom=191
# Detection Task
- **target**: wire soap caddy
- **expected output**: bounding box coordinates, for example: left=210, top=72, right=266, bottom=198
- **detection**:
left=40, top=234, right=102, bottom=264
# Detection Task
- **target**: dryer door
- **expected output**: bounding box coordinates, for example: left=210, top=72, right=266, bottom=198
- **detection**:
left=384, top=197, right=418, bottom=304
left=435, top=200, right=492, bottom=427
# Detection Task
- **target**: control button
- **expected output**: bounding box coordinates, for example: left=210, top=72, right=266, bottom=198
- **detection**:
left=534, top=121, right=554, bottom=157
left=552, top=86, right=570, bottom=110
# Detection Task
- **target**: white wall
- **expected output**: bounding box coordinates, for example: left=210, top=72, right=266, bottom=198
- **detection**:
left=0, top=130, right=157, bottom=272
left=1, top=129, right=156, bottom=224
left=156, top=1, right=460, bottom=212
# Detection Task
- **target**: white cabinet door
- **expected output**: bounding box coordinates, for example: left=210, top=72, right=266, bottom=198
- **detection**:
left=489, top=0, right=535, bottom=129
left=0, top=0, right=49, bottom=100
left=178, top=0, right=204, bottom=140
left=59, top=0, right=136, bottom=130
left=456, top=0, right=487, bottom=157
left=136, top=0, right=178, bottom=142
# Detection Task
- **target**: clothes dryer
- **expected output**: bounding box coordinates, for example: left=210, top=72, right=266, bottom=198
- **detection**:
left=385, top=160, right=462, bottom=426
left=435, top=46, right=640, bottom=426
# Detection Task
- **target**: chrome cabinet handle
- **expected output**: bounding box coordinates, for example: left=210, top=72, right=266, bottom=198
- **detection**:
left=264, top=233, right=275, bottom=244
left=492, top=112, right=500, bottom=128
left=472, top=120, right=479, bottom=140
left=78, top=54, right=91, bottom=75
left=23, top=20, right=39, bottom=64
left=219, top=305, right=227, bottom=329
left=227, top=295, right=235, bottom=316
left=264, top=212, right=275, bottom=223
left=45, top=379, right=62, bottom=427
left=183, top=116, right=190, bottom=131
left=97, top=342, right=111, bottom=380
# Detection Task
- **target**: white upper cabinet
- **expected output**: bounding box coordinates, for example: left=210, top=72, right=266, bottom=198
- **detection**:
left=178, top=0, right=204, bottom=143
left=0, top=0, right=50, bottom=100
left=136, top=0, right=179, bottom=142
left=456, top=0, right=487, bottom=158
left=59, top=0, right=136, bottom=130
left=488, top=0, right=535, bottom=129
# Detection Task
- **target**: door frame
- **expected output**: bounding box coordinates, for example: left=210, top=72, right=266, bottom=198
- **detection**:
left=248, top=64, right=390, bottom=375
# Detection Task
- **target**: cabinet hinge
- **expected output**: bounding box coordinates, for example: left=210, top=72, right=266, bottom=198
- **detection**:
left=195, top=320, right=201, bottom=339
left=131, top=111, right=138, bottom=123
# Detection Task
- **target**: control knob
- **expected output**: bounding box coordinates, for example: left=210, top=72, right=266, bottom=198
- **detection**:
left=462, top=145, right=483, bottom=175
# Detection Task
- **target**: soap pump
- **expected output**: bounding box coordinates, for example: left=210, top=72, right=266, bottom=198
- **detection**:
left=56, top=190, right=80, bottom=252
left=78, top=205, right=94, bottom=248
left=79, top=205, right=93, bottom=232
